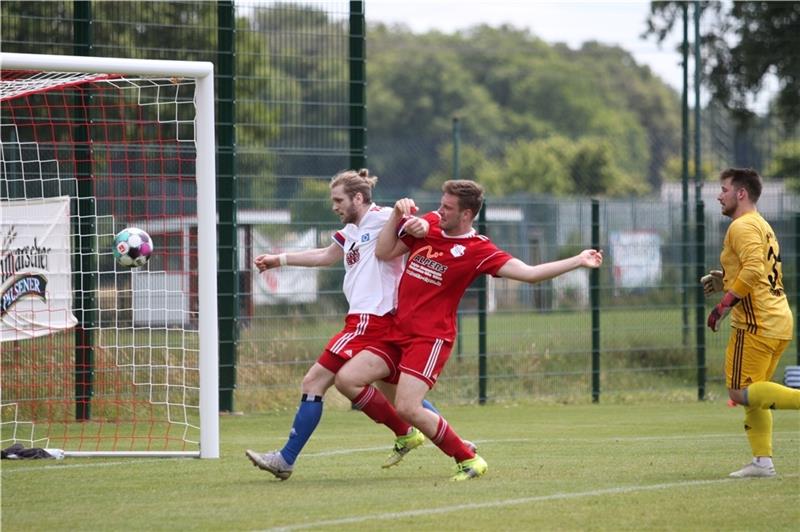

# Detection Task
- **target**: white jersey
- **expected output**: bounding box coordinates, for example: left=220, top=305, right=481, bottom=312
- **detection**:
left=332, top=204, right=403, bottom=316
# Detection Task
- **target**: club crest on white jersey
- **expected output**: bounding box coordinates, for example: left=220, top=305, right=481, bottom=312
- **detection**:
left=332, top=204, right=404, bottom=316
left=346, top=246, right=360, bottom=266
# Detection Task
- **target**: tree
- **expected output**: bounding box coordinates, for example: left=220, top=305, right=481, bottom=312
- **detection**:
left=645, top=1, right=800, bottom=127
left=423, top=143, right=493, bottom=193
left=479, top=137, right=574, bottom=196
left=368, top=23, right=681, bottom=197
left=367, top=26, right=507, bottom=195
left=768, top=140, right=800, bottom=180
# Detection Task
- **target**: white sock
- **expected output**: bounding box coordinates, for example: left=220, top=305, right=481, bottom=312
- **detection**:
left=753, top=456, right=774, bottom=468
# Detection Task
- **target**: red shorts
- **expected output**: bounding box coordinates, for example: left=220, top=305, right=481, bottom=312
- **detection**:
left=317, top=313, right=399, bottom=382
left=369, top=329, right=453, bottom=389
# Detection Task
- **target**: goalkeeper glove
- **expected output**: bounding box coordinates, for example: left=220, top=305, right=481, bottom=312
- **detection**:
left=700, top=270, right=724, bottom=296
left=707, top=291, right=740, bottom=332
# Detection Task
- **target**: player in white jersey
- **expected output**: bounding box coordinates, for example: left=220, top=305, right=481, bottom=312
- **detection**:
left=245, top=169, right=432, bottom=480
left=333, top=203, right=402, bottom=318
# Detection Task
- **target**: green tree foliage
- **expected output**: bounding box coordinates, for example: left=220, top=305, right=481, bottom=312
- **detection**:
left=0, top=1, right=75, bottom=55
left=0, top=1, right=340, bottom=206
left=2, top=3, right=683, bottom=198
left=645, top=1, right=800, bottom=127
left=768, top=141, right=800, bottom=191
left=368, top=24, right=680, bottom=197
left=289, top=178, right=337, bottom=225
left=423, top=142, right=493, bottom=192
left=570, top=138, right=649, bottom=196
left=368, top=26, right=507, bottom=194
left=480, top=137, right=573, bottom=196
left=658, top=156, right=714, bottom=184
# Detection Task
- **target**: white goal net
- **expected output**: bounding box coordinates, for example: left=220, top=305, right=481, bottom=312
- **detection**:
left=0, top=53, right=218, bottom=458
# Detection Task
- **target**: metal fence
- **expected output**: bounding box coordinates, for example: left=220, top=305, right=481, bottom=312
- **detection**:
left=2, top=1, right=798, bottom=412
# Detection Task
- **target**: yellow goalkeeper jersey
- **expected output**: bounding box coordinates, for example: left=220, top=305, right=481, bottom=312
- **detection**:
left=720, top=211, right=793, bottom=339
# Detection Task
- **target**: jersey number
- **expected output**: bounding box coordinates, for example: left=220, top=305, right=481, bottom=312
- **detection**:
left=767, top=245, right=782, bottom=291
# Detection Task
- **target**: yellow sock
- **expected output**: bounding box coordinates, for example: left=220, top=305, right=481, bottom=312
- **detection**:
left=747, top=381, right=800, bottom=409
left=744, top=406, right=773, bottom=457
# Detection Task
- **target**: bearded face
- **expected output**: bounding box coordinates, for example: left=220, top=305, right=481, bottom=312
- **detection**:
left=718, top=178, right=739, bottom=218
left=330, top=185, right=360, bottom=224
left=437, top=193, right=471, bottom=233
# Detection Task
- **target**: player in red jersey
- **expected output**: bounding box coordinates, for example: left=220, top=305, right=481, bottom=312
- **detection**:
left=245, top=169, right=432, bottom=480
left=335, top=179, right=603, bottom=480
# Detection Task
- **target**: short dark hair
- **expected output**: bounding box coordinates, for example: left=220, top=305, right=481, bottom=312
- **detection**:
left=442, top=180, right=484, bottom=219
left=720, top=167, right=762, bottom=203
left=330, top=168, right=378, bottom=203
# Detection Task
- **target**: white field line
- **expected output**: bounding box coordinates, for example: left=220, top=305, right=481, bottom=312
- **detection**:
left=262, top=474, right=800, bottom=532
left=302, top=430, right=798, bottom=456
left=2, top=431, right=796, bottom=474
left=0, top=457, right=188, bottom=474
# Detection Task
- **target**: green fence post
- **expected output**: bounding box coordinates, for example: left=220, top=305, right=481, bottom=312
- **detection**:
left=74, top=0, right=91, bottom=55
left=591, top=199, right=601, bottom=403
left=681, top=1, right=690, bottom=347
left=73, top=0, right=95, bottom=421
left=349, top=1, right=366, bottom=170
left=796, top=212, right=800, bottom=365
left=478, top=201, right=488, bottom=405
left=695, top=200, right=706, bottom=400
left=453, top=116, right=463, bottom=359
left=217, top=0, right=238, bottom=412
left=693, top=0, right=705, bottom=401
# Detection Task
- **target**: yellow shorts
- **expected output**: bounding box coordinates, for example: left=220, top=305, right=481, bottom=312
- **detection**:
left=725, top=328, right=790, bottom=390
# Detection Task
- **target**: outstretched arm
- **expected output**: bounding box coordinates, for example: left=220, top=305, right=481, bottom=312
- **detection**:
left=255, top=242, right=343, bottom=272
left=496, top=249, right=603, bottom=283
left=376, top=198, right=422, bottom=260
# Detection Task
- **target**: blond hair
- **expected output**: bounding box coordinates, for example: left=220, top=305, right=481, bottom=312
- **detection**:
left=330, top=168, right=378, bottom=203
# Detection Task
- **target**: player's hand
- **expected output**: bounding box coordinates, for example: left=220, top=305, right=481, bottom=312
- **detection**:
left=707, top=291, right=740, bottom=332
left=254, top=253, right=280, bottom=272
left=400, top=216, right=429, bottom=238
left=393, top=198, right=419, bottom=217
left=700, top=270, right=723, bottom=296
left=579, top=249, right=603, bottom=268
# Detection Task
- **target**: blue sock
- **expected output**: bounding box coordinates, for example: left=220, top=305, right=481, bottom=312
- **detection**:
left=421, top=399, right=440, bottom=415
left=280, top=394, right=323, bottom=465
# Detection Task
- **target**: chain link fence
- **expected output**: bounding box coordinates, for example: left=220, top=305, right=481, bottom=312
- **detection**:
left=2, top=1, right=798, bottom=413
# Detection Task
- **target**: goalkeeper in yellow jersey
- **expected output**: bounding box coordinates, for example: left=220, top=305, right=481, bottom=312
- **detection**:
left=703, top=167, right=800, bottom=478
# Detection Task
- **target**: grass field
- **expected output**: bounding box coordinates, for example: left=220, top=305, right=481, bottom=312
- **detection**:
left=2, top=401, right=798, bottom=531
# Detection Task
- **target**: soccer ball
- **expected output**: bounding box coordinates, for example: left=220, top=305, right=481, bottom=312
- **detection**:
left=113, top=227, right=153, bottom=268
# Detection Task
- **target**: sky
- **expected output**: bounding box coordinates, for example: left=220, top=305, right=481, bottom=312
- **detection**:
left=365, top=0, right=686, bottom=91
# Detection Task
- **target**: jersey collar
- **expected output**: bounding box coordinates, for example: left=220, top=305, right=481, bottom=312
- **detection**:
left=442, top=227, right=476, bottom=239
left=355, top=203, right=379, bottom=227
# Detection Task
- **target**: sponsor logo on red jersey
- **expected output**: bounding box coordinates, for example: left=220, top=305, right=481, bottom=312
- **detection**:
left=406, top=245, right=448, bottom=286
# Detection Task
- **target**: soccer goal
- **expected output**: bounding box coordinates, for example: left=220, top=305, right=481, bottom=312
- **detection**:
left=0, top=53, right=219, bottom=458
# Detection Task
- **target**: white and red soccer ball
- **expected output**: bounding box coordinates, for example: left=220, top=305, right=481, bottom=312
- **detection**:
left=113, top=227, right=153, bottom=268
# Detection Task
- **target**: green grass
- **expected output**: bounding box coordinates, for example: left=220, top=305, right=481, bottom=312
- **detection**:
left=3, top=401, right=799, bottom=530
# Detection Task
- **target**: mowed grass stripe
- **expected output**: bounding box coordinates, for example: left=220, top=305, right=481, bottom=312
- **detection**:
left=2, top=402, right=797, bottom=531
left=4, top=432, right=797, bottom=474
left=264, top=476, right=800, bottom=532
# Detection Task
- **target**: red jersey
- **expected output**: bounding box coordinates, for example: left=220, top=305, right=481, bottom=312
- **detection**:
left=394, top=212, right=512, bottom=340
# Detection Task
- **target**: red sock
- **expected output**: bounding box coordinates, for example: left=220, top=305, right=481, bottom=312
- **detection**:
left=432, top=415, right=474, bottom=462
left=352, top=385, right=412, bottom=436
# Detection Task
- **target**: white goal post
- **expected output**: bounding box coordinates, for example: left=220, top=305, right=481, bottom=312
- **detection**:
left=0, top=53, right=219, bottom=458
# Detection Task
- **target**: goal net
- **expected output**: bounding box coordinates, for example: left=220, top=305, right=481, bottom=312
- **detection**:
left=0, top=53, right=218, bottom=458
